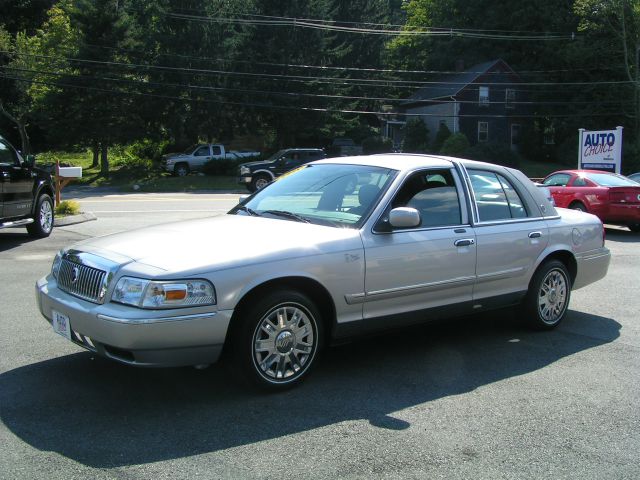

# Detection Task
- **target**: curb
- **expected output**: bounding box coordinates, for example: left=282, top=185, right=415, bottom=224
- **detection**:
left=54, top=212, right=97, bottom=227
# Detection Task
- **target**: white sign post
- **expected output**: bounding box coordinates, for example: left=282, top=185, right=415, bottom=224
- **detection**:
left=578, top=126, right=623, bottom=173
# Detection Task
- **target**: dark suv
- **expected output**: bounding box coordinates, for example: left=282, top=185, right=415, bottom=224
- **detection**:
left=0, top=135, right=55, bottom=237
left=237, top=148, right=327, bottom=192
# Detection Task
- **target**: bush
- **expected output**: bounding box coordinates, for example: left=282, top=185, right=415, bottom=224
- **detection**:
left=431, top=124, right=451, bottom=153
left=128, top=139, right=169, bottom=162
left=465, top=142, right=521, bottom=167
left=55, top=200, right=81, bottom=216
left=401, top=119, right=430, bottom=153
left=362, top=136, right=393, bottom=154
left=440, top=133, right=470, bottom=156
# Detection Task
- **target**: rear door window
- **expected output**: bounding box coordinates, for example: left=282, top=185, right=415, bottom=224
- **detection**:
left=468, top=170, right=528, bottom=221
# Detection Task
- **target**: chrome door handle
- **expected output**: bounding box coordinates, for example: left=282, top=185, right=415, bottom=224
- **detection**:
left=454, top=238, right=475, bottom=247
left=528, top=231, right=542, bottom=239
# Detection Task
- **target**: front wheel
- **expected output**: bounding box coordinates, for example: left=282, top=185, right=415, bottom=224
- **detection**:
left=520, top=260, right=571, bottom=330
left=250, top=174, right=271, bottom=192
left=26, top=194, right=54, bottom=238
left=228, top=290, right=323, bottom=390
left=174, top=162, right=189, bottom=177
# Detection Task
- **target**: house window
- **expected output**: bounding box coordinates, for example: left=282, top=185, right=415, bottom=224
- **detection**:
left=479, top=86, right=489, bottom=106
left=505, top=89, right=516, bottom=109
left=478, top=122, right=488, bottom=142
left=544, top=126, right=555, bottom=145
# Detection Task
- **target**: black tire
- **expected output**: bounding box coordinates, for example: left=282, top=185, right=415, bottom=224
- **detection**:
left=227, top=289, right=324, bottom=391
left=520, top=260, right=571, bottom=330
left=174, top=162, right=189, bottom=177
left=250, top=174, right=271, bottom=192
left=628, top=223, right=640, bottom=233
left=568, top=201, right=586, bottom=212
left=245, top=184, right=257, bottom=193
left=26, top=194, right=54, bottom=238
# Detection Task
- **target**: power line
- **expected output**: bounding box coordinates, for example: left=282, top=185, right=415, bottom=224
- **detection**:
left=0, top=72, right=626, bottom=119
left=2, top=65, right=628, bottom=108
left=3, top=51, right=633, bottom=88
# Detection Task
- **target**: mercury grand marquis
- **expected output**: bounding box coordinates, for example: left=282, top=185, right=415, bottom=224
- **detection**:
left=36, top=154, right=611, bottom=390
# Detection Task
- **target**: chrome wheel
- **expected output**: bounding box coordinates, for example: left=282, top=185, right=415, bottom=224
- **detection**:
left=252, top=302, right=317, bottom=383
left=537, top=268, right=568, bottom=324
left=39, top=198, right=53, bottom=233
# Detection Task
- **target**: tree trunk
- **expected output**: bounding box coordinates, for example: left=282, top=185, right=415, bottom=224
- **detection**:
left=91, top=142, right=99, bottom=168
left=0, top=102, right=30, bottom=154
left=100, top=143, right=109, bottom=176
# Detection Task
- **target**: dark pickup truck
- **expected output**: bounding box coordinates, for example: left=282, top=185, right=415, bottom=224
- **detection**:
left=0, top=134, right=55, bottom=237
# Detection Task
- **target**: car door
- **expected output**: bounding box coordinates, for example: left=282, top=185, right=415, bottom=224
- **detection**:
left=467, top=169, right=549, bottom=303
left=361, top=168, right=477, bottom=322
left=191, top=145, right=212, bottom=170
left=274, top=152, right=304, bottom=177
left=0, top=138, right=33, bottom=218
left=542, top=173, right=572, bottom=208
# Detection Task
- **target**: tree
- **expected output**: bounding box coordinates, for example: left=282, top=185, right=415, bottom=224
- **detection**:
left=402, top=118, right=429, bottom=152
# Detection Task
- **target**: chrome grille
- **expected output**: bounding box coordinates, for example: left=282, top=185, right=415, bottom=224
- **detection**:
left=57, top=259, right=107, bottom=303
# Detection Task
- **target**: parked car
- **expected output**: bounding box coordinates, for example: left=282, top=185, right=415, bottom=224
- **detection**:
left=37, top=155, right=610, bottom=390
left=0, top=134, right=55, bottom=237
left=163, top=144, right=260, bottom=176
left=542, top=169, right=640, bottom=232
left=237, top=148, right=327, bottom=192
left=627, top=172, right=640, bottom=183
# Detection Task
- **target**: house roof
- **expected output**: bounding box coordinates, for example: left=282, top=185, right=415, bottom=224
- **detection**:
left=401, top=59, right=515, bottom=106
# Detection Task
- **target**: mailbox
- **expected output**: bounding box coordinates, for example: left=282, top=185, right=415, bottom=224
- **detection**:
left=57, top=166, right=82, bottom=178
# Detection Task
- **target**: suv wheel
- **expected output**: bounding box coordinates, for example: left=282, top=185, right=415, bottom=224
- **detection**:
left=27, top=194, right=54, bottom=238
left=251, top=174, right=271, bottom=191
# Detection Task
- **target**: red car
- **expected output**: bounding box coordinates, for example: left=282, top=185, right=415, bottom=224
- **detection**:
left=542, top=170, right=640, bottom=232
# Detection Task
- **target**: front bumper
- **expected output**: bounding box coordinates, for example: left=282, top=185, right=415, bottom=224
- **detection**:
left=36, top=275, right=232, bottom=367
left=237, top=175, right=252, bottom=185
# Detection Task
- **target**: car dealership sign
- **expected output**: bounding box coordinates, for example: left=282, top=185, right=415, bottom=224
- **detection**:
left=578, top=126, right=623, bottom=173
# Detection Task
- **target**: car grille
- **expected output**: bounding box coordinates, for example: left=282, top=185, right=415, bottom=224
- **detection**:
left=57, top=259, right=107, bottom=303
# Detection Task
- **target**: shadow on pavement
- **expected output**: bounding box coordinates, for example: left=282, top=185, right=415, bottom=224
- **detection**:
left=0, top=309, right=620, bottom=468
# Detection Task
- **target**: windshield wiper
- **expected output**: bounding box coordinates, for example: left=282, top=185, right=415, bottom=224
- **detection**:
left=236, top=206, right=261, bottom=216
left=261, top=210, right=311, bottom=223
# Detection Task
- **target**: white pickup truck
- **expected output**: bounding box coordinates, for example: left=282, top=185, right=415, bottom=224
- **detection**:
left=163, top=144, right=260, bottom=176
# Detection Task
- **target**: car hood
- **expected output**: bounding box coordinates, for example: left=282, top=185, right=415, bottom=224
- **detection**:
left=240, top=159, right=276, bottom=168
left=71, top=214, right=362, bottom=275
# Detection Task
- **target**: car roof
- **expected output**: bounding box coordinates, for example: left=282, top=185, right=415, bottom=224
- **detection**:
left=313, top=153, right=511, bottom=172
left=545, top=169, right=619, bottom=177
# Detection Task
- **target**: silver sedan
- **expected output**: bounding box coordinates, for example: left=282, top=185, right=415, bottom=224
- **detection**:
left=36, top=155, right=611, bottom=390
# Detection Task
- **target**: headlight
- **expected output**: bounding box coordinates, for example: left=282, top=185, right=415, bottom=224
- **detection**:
left=240, top=166, right=250, bottom=175
left=112, top=277, right=216, bottom=309
left=51, top=252, right=63, bottom=279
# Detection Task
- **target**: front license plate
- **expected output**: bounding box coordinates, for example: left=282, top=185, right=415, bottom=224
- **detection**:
left=52, top=310, right=71, bottom=340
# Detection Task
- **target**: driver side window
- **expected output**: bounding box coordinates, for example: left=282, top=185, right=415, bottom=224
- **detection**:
left=0, top=140, right=19, bottom=166
left=392, top=169, right=462, bottom=228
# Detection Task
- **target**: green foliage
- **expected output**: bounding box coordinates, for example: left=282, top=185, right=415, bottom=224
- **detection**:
left=362, top=136, right=393, bottom=154
left=465, top=142, right=521, bottom=167
left=431, top=124, right=451, bottom=153
left=401, top=119, right=430, bottom=153
left=55, top=199, right=81, bottom=216
left=440, top=133, right=470, bottom=156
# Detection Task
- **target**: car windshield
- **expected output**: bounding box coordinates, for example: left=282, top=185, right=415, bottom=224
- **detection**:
left=265, top=149, right=288, bottom=162
left=583, top=172, right=639, bottom=187
left=232, top=163, right=397, bottom=228
left=183, top=144, right=200, bottom=154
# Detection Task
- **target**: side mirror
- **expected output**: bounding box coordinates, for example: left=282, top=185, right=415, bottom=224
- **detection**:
left=25, top=154, right=36, bottom=167
left=389, top=207, right=421, bottom=229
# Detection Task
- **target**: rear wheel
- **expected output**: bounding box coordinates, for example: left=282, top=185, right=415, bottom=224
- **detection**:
left=520, top=260, right=571, bottom=330
left=26, top=194, right=54, bottom=238
left=568, top=201, right=586, bottom=212
left=228, top=289, right=323, bottom=390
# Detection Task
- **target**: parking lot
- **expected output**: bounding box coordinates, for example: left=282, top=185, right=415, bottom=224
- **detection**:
left=1, top=191, right=639, bottom=479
